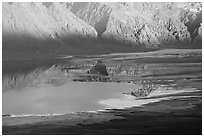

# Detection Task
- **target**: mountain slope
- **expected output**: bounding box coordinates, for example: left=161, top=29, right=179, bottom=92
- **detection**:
left=2, top=2, right=202, bottom=56
left=2, top=2, right=97, bottom=53
left=69, top=2, right=202, bottom=48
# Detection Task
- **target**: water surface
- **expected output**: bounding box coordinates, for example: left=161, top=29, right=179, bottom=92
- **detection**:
left=3, top=81, right=139, bottom=115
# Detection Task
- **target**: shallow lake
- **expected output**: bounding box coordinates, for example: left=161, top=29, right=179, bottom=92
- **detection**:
left=3, top=81, right=139, bottom=115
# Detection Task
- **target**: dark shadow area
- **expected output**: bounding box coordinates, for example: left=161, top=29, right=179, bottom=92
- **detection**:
left=2, top=32, right=152, bottom=58
left=2, top=31, right=201, bottom=75
left=183, top=12, right=202, bottom=43
left=69, top=2, right=112, bottom=37
left=94, top=9, right=111, bottom=37
left=42, top=2, right=52, bottom=8
left=2, top=59, right=59, bottom=76
left=2, top=31, right=202, bottom=55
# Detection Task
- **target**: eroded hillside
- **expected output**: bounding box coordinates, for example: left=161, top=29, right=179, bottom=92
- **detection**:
left=69, top=2, right=202, bottom=48
left=2, top=2, right=97, bottom=53
left=2, top=2, right=202, bottom=55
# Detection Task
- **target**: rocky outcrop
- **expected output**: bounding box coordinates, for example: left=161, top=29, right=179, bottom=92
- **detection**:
left=89, top=61, right=109, bottom=76
left=180, top=3, right=202, bottom=42
left=69, top=2, right=112, bottom=37
left=69, top=2, right=202, bottom=48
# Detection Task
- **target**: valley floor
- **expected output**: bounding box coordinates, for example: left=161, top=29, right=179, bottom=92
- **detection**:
left=2, top=49, right=202, bottom=135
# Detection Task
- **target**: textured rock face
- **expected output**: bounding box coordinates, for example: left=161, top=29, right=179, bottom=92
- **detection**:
left=2, top=2, right=202, bottom=54
left=180, top=7, right=202, bottom=43
left=69, top=2, right=202, bottom=48
left=70, top=2, right=112, bottom=37
left=194, top=24, right=202, bottom=44
left=2, top=2, right=97, bottom=52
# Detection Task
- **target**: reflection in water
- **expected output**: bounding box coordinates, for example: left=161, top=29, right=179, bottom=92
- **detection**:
left=3, top=81, right=139, bottom=115
left=2, top=58, right=60, bottom=75
left=3, top=50, right=202, bottom=116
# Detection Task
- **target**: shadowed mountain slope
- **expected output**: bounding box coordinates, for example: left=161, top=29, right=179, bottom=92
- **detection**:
left=2, top=2, right=97, bottom=53
left=2, top=2, right=202, bottom=58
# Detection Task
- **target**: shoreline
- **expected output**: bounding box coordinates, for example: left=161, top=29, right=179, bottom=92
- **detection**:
left=3, top=86, right=201, bottom=126
left=3, top=95, right=201, bottom=134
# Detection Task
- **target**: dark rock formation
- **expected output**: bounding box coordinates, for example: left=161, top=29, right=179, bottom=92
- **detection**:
left=89, top=61, right=108, bottom=76
left=128, top=83, right=157, bottom=98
